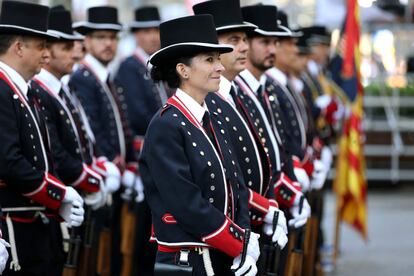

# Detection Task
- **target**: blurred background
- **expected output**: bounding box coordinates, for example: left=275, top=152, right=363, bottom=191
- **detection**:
left=3, top=0, right=414, bottom=275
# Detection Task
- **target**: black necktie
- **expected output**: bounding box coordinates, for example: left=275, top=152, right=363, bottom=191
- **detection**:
left=202, top=111, right=221, bottom=156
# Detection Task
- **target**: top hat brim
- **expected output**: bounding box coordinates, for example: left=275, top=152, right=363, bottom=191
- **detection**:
left=73, top=21, right=123, bottom=35
left=47, top=29, right=84, bottom=41
left=150, top=42, right=233, bottom=66
left=129, top=20, right=161, bottom=31
left=308, top=35, right=331, bottom=45
left=0, top=24, right=58, bottom=39
left=275, top=25, right=302, bottom=38
left=216, top=22, right=257, bottom=34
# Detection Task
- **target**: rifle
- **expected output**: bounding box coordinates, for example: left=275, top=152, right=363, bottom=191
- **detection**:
left=62, top=226, right=82, bottom=276
left=96, top=199, right=112, bottom=276
left=77, top=207, right=95, bottom=276
left=263, top=211, right=281, bottom=276
left=120, top=193, right=137, bottom=276
left=284, top=197, right=305, bottom=276
left=302, top=191, right=321, bottom=276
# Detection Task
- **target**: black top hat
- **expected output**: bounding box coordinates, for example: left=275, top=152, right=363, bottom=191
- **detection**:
left=130, top=6, right=161, bottom=31
left=0, top=0, right=57, bottom=39
left=48, top=5, right=83, bottom=41
left=149, top=15, right=233, bottom=66
left=294, top=28, right=311, bottom=55
left=73, top=6, right=123, bottom=35
left=275, top=10, right=302, bottom=38
left=241, top=5, right=283, bottom=37
left=193, top=0, right=256, bottom=34
left=305, top=25, right=331, bottom=45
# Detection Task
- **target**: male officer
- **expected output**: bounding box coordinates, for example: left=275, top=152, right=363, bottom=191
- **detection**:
left=0, top=1, right=84, bottom=275
left=238, top=5, right=311, bottom=228
left=114, top=7, right=163, bottom=275
left=71, top=6, right=141, bottom=275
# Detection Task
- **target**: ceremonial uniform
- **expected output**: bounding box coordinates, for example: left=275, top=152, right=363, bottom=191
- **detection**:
left=140, top=90, right=250, bottom=274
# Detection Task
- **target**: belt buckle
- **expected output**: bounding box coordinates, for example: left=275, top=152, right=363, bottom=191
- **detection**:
left=178, top=249, right=190, bottom=267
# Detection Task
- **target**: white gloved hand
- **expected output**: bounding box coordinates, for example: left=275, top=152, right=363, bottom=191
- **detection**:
left=246, top=232, right=260, bottom=262
left=121, top=169, right=135, bottom=188
left=321, top=146, right=333, bottom=169
left=84, top=179, right=108, bottom=210
left=311, top=159, right=328, bottom=190
left=59, top=187, right=85, bottom=227
left=263, top=207, right=288, bottom=249
left=134, top=176, right=145, bottom=203
left=0, top=238, right=10, bottom=274
left=315, top=94, right=332, bottom=109
left=294, top=167, right=310, bottom=192
left=103, top=161, right=121, bottom=193
left=288, top=195, right=311, bottom=228
left=231, top=254, right=258, bottom=276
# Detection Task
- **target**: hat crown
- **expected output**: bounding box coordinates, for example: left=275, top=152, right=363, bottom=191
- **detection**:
left=0, top=0, right=50, bottom=33
left=277, top=11, right=289, bottom=28
left=241, top=5, right=278, bottom=33
left=159, top=15, right=219, bottom=49
left=135, top=6, right=160, bottom=22
left=88, top=6, right=119, bottom=25
left=49, top=6, right=74, bottom=35
left=193, top=0, right=244, bottom=30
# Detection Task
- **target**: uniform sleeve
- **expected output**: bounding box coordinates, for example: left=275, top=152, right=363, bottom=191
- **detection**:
left=141, top=117, right=244, bottom=257
left=69, top=73, right=114, bottom=159
left=0, top=87, right=65, bottom=210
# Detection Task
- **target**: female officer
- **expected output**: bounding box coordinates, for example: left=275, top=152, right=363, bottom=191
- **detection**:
left=139, top=15, right=259, bottom=276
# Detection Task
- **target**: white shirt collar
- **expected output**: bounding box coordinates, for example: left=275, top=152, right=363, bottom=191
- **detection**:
left=239, top=69, right=261, bottom=94
left=290, top=76, right=304, bottom=93
left=84, top=53, right=109, bottom=83
left=0, top=60, right=29, bottom=97
left=267, top=67, right=288, bottom=86
left=217, top=75, right=232, bottom=99
left=35, top=69, right=62, bottom=96
left=307, top=60, right=320, bottom=77
left=175, top=88, right=208, bottom=125
left=134, top=47, right=150, bottom=64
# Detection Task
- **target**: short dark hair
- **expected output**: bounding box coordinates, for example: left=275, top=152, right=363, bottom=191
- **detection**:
left=0, top=34, right=18, bottom=55
left=150, top=56, right=193, bottom=89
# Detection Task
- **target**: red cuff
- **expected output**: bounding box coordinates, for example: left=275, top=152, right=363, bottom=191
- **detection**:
left=126, top=162, right=139, bottom=174
left=133, top=136, right=145, bottom=152
left=23, top=173, right=66, bottom=210
left=269, top=199, right=278, bottom=208
left=71, top=164, right=101, bottom=193
left=302, top=159, right=314, bottom=177
left=248, top=189, right=270, bottom=214
left=324, top=99, right=338, bottom=124
left=292, top=156, right=301, bottom=168
left=201, top=217, right=244, bottom=257
left=274, top=173, right=299, bottom=208
left=92, top=159, right=107, bottom=177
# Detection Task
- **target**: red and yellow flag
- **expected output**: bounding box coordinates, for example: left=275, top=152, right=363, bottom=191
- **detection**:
left=332, top=0, right=368, bottom=240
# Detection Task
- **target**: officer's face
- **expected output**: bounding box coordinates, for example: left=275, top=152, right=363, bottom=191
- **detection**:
left=311, top=43, right=330, bottom=67
left=178, top=52, right=224, bottom=95
left=275, top=38, right=299, bottom=68
left=289, top=54, right=308, bottom=75
left=85, top=30, right=118, bottom=65
left=72, top=41, right=86, bottom=63
left=45, top=41, right=75, bottom=78
left=134, top=27, right=160, bottom=55
left=218, top=31, right=248, bottom=78
left=247, top=36, right=277, bottom=72
left=18, top=37, right=48, bottom=81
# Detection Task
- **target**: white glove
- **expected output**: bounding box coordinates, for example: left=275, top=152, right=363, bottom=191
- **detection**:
left=84, top=181, right=108, bottom=210
left=231, top=254, right=258, bottom=276
left=103, top=161, right=121, bottom=193
left=263, top=207, right=288, bottom=249
left=59, top=187, right=85, bottom=227
left=311, top=159, right=327, bottom=190
left=321, top=146, right=333, bottom=169
left=288, top=195, right=311, bottom=228
left=315, top=94, right=332, bottom=109
left=246, top=232, right=260, bottom=262
left=134, top=176, right=145, bottom=203
left=0, top=238, right=10, bottom=274
left=121, top=169, right=135, bottom=188
left=294, top=166, right=310, bottom=192
left=333, top=101, right=345, bottom=121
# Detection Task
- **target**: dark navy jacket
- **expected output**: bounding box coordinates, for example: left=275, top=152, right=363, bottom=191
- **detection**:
left=139, top=93, right=249, bottom=256
left=69, top=61, right=135, bottom=163
left=114, top=51, right=162, bottom=136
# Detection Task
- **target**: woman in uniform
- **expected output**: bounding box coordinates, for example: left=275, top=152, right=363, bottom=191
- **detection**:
left=139, top=15, right=259, bottom=276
